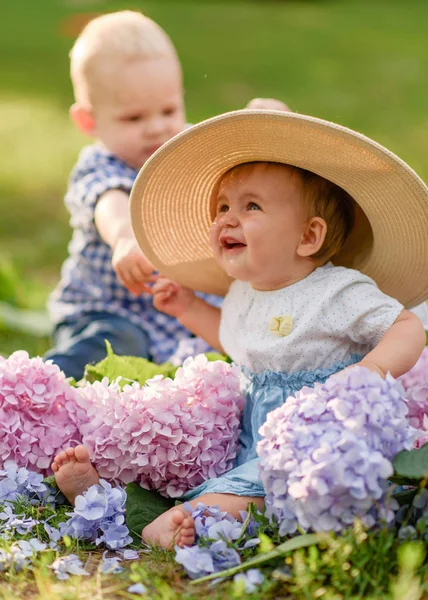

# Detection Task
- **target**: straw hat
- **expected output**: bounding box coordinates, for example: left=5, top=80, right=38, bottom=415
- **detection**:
left=130, top=110, right=428, bottom=307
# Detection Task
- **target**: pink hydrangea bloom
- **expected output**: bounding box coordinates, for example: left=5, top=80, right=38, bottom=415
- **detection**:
left=0, top=352, right=81, bottom=474
left=399, top=347, right=428, bottom=391
left=402, top=383, right=428, bottom=447
left=399, top=347, right=428, bottom=447
left=76, top=355, right=245, bottom=497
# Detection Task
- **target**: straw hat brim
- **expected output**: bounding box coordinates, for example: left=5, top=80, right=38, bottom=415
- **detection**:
left=130, top=110, right=428, bottom=307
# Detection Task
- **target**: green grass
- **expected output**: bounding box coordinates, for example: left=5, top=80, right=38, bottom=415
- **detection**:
left=1, top=511, right=428, bottom=600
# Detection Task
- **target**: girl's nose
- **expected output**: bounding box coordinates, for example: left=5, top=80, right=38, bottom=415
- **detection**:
left=214, top=210, right=239, bottom=227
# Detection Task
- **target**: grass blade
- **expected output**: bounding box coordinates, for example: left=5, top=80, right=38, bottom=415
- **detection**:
left=191, top=532, right=322, bottom=584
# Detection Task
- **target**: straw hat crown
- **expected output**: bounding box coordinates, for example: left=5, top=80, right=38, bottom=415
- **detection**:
left=130, top=110, right=428, bottom=307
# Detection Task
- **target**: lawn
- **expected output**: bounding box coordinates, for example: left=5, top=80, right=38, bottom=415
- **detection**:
left=1, top=1, right=428, bottom=598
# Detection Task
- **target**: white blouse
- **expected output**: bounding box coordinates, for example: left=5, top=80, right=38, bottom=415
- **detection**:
left=219, top=263, right=404, bottom=374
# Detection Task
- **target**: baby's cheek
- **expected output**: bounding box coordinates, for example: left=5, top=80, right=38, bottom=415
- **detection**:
left=208, top=222, right=220, bottom=252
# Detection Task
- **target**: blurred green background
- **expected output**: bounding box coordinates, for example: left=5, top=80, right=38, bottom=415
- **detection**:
left=1, top=0, right=428, bottom=357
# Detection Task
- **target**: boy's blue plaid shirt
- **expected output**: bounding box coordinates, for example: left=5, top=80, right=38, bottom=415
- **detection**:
left=48, top=145, right=222, bottom=364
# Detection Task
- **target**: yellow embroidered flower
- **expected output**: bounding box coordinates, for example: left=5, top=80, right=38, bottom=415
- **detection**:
left=269, top=315, right=293, bottom=337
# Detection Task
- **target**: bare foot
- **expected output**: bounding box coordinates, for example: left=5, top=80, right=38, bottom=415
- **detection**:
left=142, top=507, right=195, bottom=549
left=51, top=445, right=99, bottom=505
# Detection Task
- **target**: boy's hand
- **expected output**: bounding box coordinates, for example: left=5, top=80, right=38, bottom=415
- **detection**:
left=246, top=98, right=290, bottom=111
left=112, top=237, right=157, bottom=295
left=152, top=276, right=196, bottom=318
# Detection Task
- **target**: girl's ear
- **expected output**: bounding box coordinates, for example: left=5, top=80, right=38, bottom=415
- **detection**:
left=297, top=216, right=327, bottom=258
left=70, top=103, right=96, bottom=136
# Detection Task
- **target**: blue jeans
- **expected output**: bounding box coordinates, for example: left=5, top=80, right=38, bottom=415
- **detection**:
left=44, top=311, right=150, bottom=380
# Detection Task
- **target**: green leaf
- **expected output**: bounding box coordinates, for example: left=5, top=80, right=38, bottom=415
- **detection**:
left=125, top=483, right=175, bottom=543
left=205, top=352, right=232, bottom=363
left=83, top=340, right=178, bottom=387
left=392, top=444, right=428, bottom=483
left=191, top=533, right=323, bottom=584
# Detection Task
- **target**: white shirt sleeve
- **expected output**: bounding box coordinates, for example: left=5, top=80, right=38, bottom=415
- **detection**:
left=322, top=270, right=404, bottom=346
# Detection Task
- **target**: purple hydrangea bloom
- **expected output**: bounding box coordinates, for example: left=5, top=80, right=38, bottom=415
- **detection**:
left=74, top=485, right=108, bottom=521
left=0, top=546, right=28, bottom=572
left=176, top=542, right=240, bottom=580
left=234, top=568, right=264, bottom=593
left=59, top=480, right=132, bottom=550
left=258, top=367, right=417, bottom=534
left=184, top=502, right=241, bottom=541
left=118, top=549, right=140, bottom=560
left=169, top=338, right=214, bottom=366
left=50, top=554, right=89, bottom=580
left=127, top=583, right=147, bottom=595
left=0, top=505, right=38, bottom=535
left=77, top=355, right=244, bottom=497
left=209, top=540, right=241, bottom=571
left=175, top=544, right=215, bottom=579
left=16, top=538, right=47, bottom=557
left=0, top=460, right=53, bottom=505
left=100, top=551, right=123, bottom=574
left=175, top=504, right=244, bottom=579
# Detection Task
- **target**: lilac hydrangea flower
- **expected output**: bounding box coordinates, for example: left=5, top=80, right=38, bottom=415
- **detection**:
left=184, top=502, right=241, bottom=541
left=74, top=485, right=108, bottom=520
left=234, top=568, right=264, bottom=593
left=100, top=551, right=123, bottom=574
left=0, top=460, right=53, bottom=505
left=258, top=367, right=417, bottom=534
left=168, top=338, right=214, bottom=366
left=59, top=480, right=132, bottom=550
left=0, top=352, right=81, bottom=475
left=175, top=504, right=245, bottom=579
left=0, top=505, right=38, bottom=535
left=127, top=583, right=147, bottom=595
left=16, top=538, right=47, bottom=557
left=50, top=554, right=90, bottom=580
left=0, top=546, right=28, bottom=572
left=76, top=355, right=244, bottom=497
left=118, top=549, right=140, bottom=560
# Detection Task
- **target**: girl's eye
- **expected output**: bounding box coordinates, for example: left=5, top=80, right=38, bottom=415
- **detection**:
left=125, top=115, right=143, bottom=122
left=163, top=108, right=176, bottom=116
left=248, top=202, right=261, bottom=211
left=217, top=204, right=229, bottom=214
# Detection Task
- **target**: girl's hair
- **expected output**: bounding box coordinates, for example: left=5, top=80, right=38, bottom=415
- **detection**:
left=289, top=165, right=356, bottom=263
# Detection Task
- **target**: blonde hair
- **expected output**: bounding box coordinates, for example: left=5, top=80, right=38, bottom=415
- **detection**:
left=70, top=10, right=179, bottom=106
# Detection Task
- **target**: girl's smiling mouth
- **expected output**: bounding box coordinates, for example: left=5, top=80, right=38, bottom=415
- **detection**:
left=219, top=236, right=247, bottom=251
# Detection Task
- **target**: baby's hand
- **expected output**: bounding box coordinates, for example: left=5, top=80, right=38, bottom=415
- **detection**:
left=246, top=98, right=291, bottom=112
left=152, top=276, right=196, bottom=318
left=112, top=237, right=157, bottom=295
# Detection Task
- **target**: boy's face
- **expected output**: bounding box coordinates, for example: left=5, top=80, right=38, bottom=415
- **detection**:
left=209, top=163, right=308, bottom=290
left=90, top=56, right=185, bottom=169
